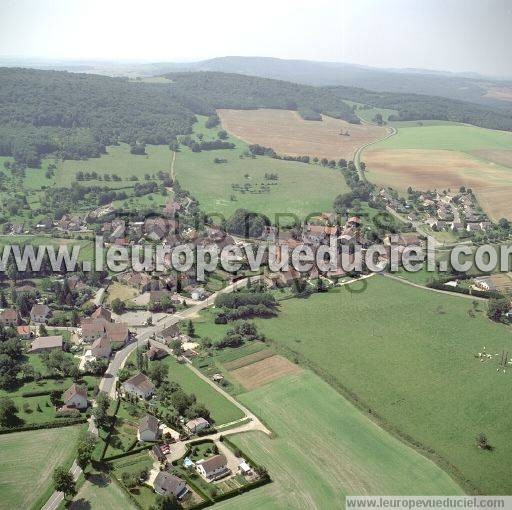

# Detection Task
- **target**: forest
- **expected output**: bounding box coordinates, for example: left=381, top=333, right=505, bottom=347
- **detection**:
left=328, top=85, right=512, bottom=131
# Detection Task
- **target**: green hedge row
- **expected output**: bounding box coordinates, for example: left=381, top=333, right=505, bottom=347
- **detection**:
left=0, top=416, right=87, bottom=434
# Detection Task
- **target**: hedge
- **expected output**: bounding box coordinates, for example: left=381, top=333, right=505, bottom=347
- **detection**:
left=0, top=416, right=87, bottom=434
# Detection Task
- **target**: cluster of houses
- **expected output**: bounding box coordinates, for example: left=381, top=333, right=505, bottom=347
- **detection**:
left=80, top=306, right=130, bottom=359
left=379, top=188, right=493, bottom=234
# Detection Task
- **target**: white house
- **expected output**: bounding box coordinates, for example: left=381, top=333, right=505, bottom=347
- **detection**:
left=196, top=454, right=230, bottom=481
left=185, top=417, right=210, bottom=434
left=138, top=414, right=160, bottom=442
left=123, top=372, right=155, bottom=399
left=62, top=383, right=88, bottom=410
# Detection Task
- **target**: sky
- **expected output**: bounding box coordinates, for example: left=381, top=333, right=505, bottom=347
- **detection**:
left=0, top=0, right=511, bottom=76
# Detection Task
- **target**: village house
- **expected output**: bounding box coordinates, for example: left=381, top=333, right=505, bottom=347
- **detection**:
left=196, top=454, right=230, bottom=481
left=149, top=289, right=173, bottom=307
left=185, top=417, right=210, bottom=434
left=30, top=304, right=52, bottom=324
left=147, top=345, right=167, bottom=360
left=27, top=335, right=63, bottom=353
left=159, top=324, right=180, bottom=343
left=138, top=414, right=160, bottom=441
left=0, top=309, right=19, bottom=327
left=90, top=335, right=111, bottom=358
left=153, top=472, right=188, bottom=499
left=451, top=221, right=463, bottom=231
left=91, top=306, right=112, bottom=322
left=123, top=372, right=156, bottom=399
left=62, top=383, right=88, bottom=410
left=119, top=271, right=153, bottom=292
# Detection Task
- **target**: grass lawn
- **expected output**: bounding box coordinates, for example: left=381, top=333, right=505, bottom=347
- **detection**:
left=70, top=472, right=136, bottom=510
left=105, top=281, right=138, bottom=305
left=0, top=425, right=83, bottom=510
left=175, top=116, right=348, bottom=223
left=215, top=371, right=462, bottom=510
left=224, top=276, right=512, bottom=494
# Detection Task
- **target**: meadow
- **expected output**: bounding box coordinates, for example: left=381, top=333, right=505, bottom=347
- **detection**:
left=0, top=425, right=83, bottom=510
left=194, top=277, right=512, bottom=494
left=215, top=371, right=462, bottom=510
left=362, top=123, right=512, bottom=219
left=175, top=115, right=349, bottom=222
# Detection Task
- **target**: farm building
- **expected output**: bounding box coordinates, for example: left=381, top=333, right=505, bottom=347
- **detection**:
left=27, top=335, right=63, bottom=353
left=91, top=336, right=111, bottom=358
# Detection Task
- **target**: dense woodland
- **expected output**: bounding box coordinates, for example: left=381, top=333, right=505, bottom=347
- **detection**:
left=165, top=71, right=361, bottom=122
left=329, top=86, right=512, bottom=131
left=1, top=67, right=512, bottom=168
left=0, top=68, right=196, bottom=166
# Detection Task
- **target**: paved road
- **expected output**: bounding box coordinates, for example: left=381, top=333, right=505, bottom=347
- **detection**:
left=354, top=125, right=397, bottom=180
left=41, top=275, right=262, bottom=510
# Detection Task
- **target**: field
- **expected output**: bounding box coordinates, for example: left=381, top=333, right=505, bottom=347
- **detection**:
left=105, top=281, right=138, bottom=305
left=218, top=108, right=387, bottom=160
left=215, top=371, right=462, bottom=510
left=234, top=277, right=512, bottom=494
left=363, top=123, right=512, bottom=219
left=484, top=86, right=512, bottom=102
left=228, top=354, right=302, bottom=390
left=174, top=115, right=348, bottom=222
left=70, top=473, right=136, bottom=510
left=0, top=425, right=82, bottom=510
left=56, top=144, right=173, bottom=188
left=193, top=276, right=512, bottom=493
left=343, top=100, right=398, bottom=123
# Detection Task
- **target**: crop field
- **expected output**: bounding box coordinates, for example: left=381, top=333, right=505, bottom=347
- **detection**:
left=228, top=277, right=512, bottom=494
left=70, top=473, right=136, bottom=510
left=0, top=425, right=82, bottom=510
left=215, top=371, right=461, bottom=510
left=363, top=124, right=512, bottom=219
left=222, top=348, right=274, bottom=370
left=228, top=354, right=302, bottom=390
left=175, top=115, right=349, bottom=222
left=483, top=86, right=512, bottom=102
left=218, top=108, right=387, bottom=160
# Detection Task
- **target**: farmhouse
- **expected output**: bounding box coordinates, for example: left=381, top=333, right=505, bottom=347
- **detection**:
left=30, top=304, right=52, bottom=324
left=0, top=309, right=18, bottom=326
left=123, top=372, right=155, bottom=399
left=196, top=454, right=230, bottom=481
left=91, top=306, right=112, bottom=322
left=27, top=335, right=63, bottom=353
left=159, top=324, right=180, bottom=342
left=62, top=383, right=88, bottom=410
left=153, top=472, right=188, bottom=499
left=138, top=414, right=160, bottom=442
left=82, top=319, right=129, bottom=348
left=90, top=336, right=111, bottom=358
left=185, top=417, right=210, bottom=434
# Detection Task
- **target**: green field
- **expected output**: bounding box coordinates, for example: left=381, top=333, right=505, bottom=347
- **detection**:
left=0, top=425, right=82, bottom=510
left=372, top=123, right=512, bottom=152
left=216, top=371, right=461, bottom=509
left=195, top=277, right=512, bottom=493
left=70, top=473, right=136, bottom=510
left=175, top=116, right=348, bottom=222
left=56, top=144, right=173, bottom=188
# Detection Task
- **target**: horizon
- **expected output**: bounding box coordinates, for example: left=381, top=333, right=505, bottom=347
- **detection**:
left=1, top=0, right=511, bottom=77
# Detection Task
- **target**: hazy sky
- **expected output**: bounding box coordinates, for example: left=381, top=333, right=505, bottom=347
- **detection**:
left=0, top=0, right=511, bottom=76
